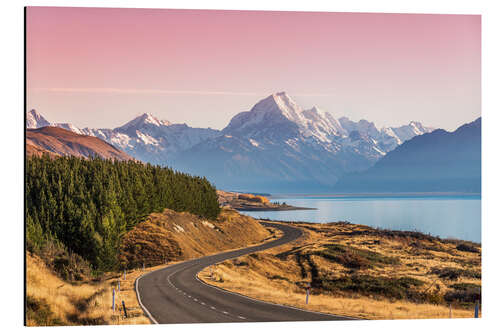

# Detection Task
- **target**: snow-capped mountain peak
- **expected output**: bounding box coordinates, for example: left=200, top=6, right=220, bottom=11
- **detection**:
left=54, top=123, right=85, bottom=135
left=251, top=92, right=304, bottom=122
left=115, top=113, right=170, bottom=132
left=27, top=109, right=51, bottom=129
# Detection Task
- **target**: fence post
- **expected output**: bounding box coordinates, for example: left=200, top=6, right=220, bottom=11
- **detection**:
left=112, top=288, right=115, bottom=312
left=118, top=281, right=120, bottom=292
left=124, top=269, right=126, bottom=280
left=474, top=301, right=479, bottom=318
left=122, top=300, right=128, bottom=318
left=449, top=303, right=452, bottom=318
left=143, top=262, right=145, bottom=271
left=305, top=283, right=311, bottom=304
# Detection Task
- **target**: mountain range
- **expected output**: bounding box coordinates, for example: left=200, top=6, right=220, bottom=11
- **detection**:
left=26, top=126, right=133, bottom=161
left=334, top=118, right=481, bottom=193
left=27, top=92, right=436, bottom=191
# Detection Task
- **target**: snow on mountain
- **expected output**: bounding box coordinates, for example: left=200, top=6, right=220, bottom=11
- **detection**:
left=378, top=122, right=435, bottom=151
left=25, top=110, right=220, bottom=165
left=170, top=92, right=436, bottom=192
left=334, top=118, right=480, bottom=193
left=338, top=117, right=381, bottom=138
left=53, top=123, right=85, bottom=135
left=27, top=93, right=435, bottom=192
left=391, top=121, right=434, bottom=142
left=115, top=113, right=171, bottom=133
left=26, top=109, right=51, bottom=129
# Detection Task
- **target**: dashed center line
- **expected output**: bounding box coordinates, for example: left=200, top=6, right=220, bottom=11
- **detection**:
left=238, top=316, right=246, bottom=320
left=210, top=306, right=216, bottom=310
left=222, top=311, right=229, bottom=315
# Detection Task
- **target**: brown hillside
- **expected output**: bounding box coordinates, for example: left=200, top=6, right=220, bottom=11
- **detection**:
left=26, top=126, right=132, bottom=161
left=26, top=143, right=58, bottom=158
left=119, top=207, right=272, bottom=268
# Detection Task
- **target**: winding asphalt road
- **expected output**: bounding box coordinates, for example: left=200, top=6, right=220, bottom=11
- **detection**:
left=136, top=222, right=356, bottom=324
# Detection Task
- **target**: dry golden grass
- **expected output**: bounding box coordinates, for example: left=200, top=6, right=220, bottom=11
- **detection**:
left=26, top=253, right=155, bottom=326
left=119, top=207, right=271, bottom=267
left=26, top=207, right=275, bottom=326
left=199, top=221, right=481, bottom=320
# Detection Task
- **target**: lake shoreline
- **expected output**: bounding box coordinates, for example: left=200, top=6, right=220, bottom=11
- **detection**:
left=241, top=194, right=481, bottom=243
left=256, top=217, right=481, bottom=246
left=235, top=206, right=316, bottom=212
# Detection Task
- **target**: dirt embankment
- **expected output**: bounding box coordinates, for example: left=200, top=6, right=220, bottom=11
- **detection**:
left=26, top=207, right=272, bottom=326
left=199, top=221, right=481, bottom=320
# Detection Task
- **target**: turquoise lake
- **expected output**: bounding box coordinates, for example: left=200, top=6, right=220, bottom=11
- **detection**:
left=242, top=195, right=481, bottom=243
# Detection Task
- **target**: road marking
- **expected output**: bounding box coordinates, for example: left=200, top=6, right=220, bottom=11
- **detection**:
left=194, top=298, right=198, bottom=302
left=201, top=302, right=206, bottom=305
left=222, top=311, right=229, bottom=315
left=135, top=271, right=159, bottom=324
left=137, top=223, right=356, bottom=324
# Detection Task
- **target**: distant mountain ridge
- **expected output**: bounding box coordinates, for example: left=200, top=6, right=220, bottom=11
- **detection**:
left=27, top=93, right=435, bottom=191
left=167, top=92, right=435, bottom=191
left=26, top=109, right=220, bottom=165
left=334, top=118, right=481, bottom=193
left=26, top=126, right=133, bottom=161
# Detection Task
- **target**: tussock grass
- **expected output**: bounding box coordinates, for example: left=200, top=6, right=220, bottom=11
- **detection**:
left=199, top=220, right=481, bottom=320
left=27, top=207, right=274, bottom=326
left=26, top=253, right=152, bottom=326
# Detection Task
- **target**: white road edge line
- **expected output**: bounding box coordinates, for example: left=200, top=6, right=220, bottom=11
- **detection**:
left=136, top=222, right=358, bottom=324
left=135, top=260, right=189, bottom=325
left=193, top=223, right=359, bottom=320
left=135, top=270, right=159, bottom=325
left=195, top=268, right=358, bottom=320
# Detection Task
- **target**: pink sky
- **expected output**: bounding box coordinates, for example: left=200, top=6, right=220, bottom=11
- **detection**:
left=26, top=7, right=480, bottom=131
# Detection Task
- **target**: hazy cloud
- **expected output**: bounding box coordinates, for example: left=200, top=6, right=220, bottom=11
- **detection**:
left=35, top=88, right=336, bottom=98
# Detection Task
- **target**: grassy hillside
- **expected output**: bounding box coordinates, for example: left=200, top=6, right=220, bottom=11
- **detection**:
left=119, top=207, right=272, bottom=268
left=199, top=220, right=481, bottom=320
left=26, top=208, right=272, bottom=326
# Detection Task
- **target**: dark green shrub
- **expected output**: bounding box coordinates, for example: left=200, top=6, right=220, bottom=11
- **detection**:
left=314, top=243, right=400, bottom=269
left=450, top=283, right=481, bottom=291
left=430, top=267, right=481, bottom=280
left=269, top=275, right=290, bottom=282
left=444, top=289, right=481, bottom=303
left=26, top=296, right=64, bottom=326
left=456, top=243, right=480, bottom=253
left=313, top=274, right=424, bottom=300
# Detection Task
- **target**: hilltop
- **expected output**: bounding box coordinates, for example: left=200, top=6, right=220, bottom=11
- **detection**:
left=26, top=126, right=133, bottom=161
